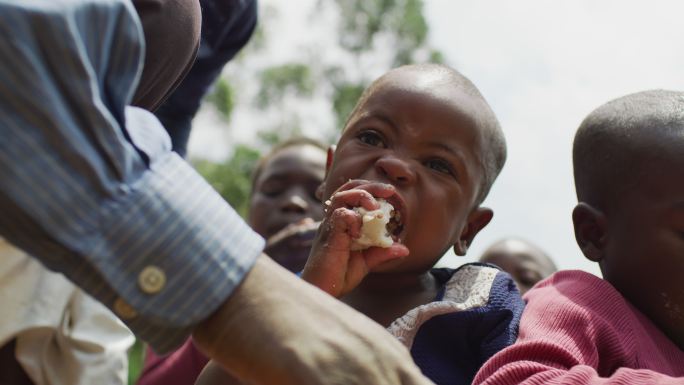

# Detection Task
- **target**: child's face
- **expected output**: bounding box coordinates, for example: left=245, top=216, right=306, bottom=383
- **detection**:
left=321, top=74, right=490, bottom=273
left=600, top=135, right=684, bottom=347
left=479, top=241, right=554, bottom=294
left=249, top=144, right=326, bottom=270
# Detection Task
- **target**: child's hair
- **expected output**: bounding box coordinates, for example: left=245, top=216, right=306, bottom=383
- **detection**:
left=344, top=63, right=506, bottom=204
left=573, top=90, right=684, bottom=209
left=250, top=137, right=328, bottom=193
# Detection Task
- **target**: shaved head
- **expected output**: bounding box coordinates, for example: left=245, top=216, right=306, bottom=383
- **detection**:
left=573, top=90, right=684, bottom=210
left=481, top=238, right=556, bottom=275
left=480, top=238, right=556, bottom=293
left=346, top=64, right=506, bottom=203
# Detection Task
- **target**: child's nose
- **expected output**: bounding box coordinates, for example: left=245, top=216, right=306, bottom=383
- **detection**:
left=375, top=156, right=416, bottom=185
left=280, top=191, right=309, bottom=214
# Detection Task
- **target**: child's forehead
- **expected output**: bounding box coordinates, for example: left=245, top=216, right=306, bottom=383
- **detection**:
left=259, top=145, right=326, bottom=178
left=374, top=71, right=479, bottom=103
left=358, top=79, right=487, bottom=130
left=265, top=145, right=326, bottom=168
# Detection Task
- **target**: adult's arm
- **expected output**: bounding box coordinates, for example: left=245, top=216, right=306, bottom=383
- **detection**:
left=0, top=0, right=263, bottom=353
left=473, top=271, right=684, bottom=385
left=0, top=2, right=434, bottom=384
left=194, top=255, right=434, bottom=385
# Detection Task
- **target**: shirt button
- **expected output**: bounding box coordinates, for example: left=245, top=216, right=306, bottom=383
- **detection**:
left=138, top=265, right=166, bottom=294
left=113, top=298, right=138, bottom=320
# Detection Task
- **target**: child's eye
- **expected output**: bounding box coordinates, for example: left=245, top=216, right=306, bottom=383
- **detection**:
left=357, top=130, right=386, bottom=148
left=425, top=158, right=455, bottom=176
left=259, top=181, right=284, bottom=197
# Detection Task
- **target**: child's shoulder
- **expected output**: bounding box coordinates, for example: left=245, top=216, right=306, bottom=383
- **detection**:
left=387, top=263, right=524, bottom=384
left=524, top=270, right=637, bottom=329
left=432, top=262, right=520, bottom=308
left=526, top=270, right=624, bottom=307
left=389, top=264, right=522, bottom=340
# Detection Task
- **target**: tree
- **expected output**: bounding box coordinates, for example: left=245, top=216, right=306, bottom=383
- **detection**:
left=193, top=0, right=442, bottom=218
left=205, top=0, right=441, bottom=143
left=193, top=145, right=260, bottom=218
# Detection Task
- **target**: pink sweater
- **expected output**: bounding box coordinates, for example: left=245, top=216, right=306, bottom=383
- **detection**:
left=137, top=338, right=208, bottom=385
left=474, top=270, right=684, bottom=385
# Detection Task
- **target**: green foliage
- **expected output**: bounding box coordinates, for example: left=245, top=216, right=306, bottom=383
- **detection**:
left=127, top=340, right=145, bottom=385
left=332, top=83, right=366, bottom=128
left=335, top=0, right=396, bottom=52
left=256, top=63, right=314, bottom=108
left=193, top=144, right=261, bottom=218
left=191, top=0, right=444, bottom=223
left=391, top=0, right=428, bottom=66
left=207, top=78, right=235, bottom=121
left=429, top=49, right=445, bottom=64
left=208, top=0, right=442, bottom=133
left=334, top=0, right=430, bottom=66
left=257, top=125, right=303, bottom=147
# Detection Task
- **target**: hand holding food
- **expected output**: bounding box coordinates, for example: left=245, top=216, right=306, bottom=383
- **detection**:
left=302, top=180, right=408, bottom=297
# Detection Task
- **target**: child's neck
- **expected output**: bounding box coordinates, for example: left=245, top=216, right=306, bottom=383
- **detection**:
left=341, top=270, right=439, bottom=328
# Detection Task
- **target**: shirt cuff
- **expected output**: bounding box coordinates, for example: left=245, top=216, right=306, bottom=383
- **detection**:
left=92, top=151, right=264, bottom=352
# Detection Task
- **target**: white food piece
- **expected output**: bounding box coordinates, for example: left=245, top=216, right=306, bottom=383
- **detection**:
left=350, top=199, right=395, bottom=251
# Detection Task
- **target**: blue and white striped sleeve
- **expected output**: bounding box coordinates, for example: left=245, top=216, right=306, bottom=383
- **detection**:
left=0, top=0, right=264, bottom=353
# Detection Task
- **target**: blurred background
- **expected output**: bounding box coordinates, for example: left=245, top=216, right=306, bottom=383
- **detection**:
left=186, top=0, right=684, bottom=276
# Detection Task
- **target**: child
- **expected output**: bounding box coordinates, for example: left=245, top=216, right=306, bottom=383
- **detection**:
left=474, top=90, right=684, bottom=384
left=298, top=63, right=524, bottom=385
left=138, top=138, right=327, bottom=385
left=196, top=64, right=524, bottom=385
left=479, top=238, right=557, bottom=294
left=248, top=138, right=327, bottom=273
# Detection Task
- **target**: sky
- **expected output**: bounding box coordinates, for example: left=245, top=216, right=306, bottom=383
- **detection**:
left=188, top=0, right=684, bottom=275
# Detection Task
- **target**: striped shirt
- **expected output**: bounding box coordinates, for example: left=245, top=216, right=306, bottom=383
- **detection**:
left=0, top=0, right=264, bottom=353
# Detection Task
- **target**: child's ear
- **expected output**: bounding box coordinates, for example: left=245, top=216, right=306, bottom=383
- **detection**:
left=325, top=145, right=336, bottom=176
left=572, top=202, right=608, bottom=262
left=316, top=145, right=336, bottom=201
left=315, top=183, right=325, bottom=201
left=453, top=207, right=493, bottom=256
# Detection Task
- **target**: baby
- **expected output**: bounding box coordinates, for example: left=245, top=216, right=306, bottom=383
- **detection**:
left=474, top=90, right=684, bottom=384
left=300, top=63, right=524, bottom=385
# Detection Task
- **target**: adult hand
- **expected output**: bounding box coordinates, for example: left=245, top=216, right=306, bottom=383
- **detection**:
left=302, top=180, right=409, bottom=298
left=192, top=255, right=433, bottom=385
left=194, top=361, right=244, bottom=385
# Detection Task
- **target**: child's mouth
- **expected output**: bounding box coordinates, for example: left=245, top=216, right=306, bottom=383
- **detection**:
left=387, top=209, right=404, bottom=242
left=381, top=192, right=407, bottom=243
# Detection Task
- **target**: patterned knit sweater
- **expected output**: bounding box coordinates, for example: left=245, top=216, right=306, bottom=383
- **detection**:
left=474, top=270, right=684, bottom=385
left=388, top=263, right=525, bottom=385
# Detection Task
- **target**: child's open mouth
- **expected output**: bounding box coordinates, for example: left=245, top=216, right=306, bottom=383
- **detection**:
left=387, top=207, right=404, bottom=242
left=383, top=193, right=406, bottom=243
